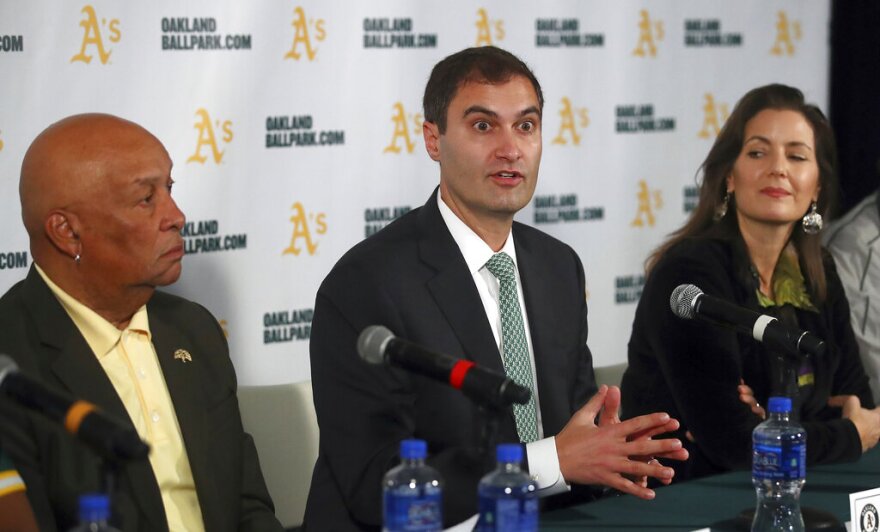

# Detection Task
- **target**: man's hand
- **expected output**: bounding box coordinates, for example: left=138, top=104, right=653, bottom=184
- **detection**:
left=828, top=395, right=880, bottom=452
left=556, top=385, right=687, bottom=499
left=598, top=385, right=687, bottom=487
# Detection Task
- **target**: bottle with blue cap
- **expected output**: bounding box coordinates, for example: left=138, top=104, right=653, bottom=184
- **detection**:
left=477, top=443, right=538, bottom=531
left=382, top=438, right=443, bottom=532
left=67, top=493, right=121, bottom=531
left=751, top=396, right=806, bottom=532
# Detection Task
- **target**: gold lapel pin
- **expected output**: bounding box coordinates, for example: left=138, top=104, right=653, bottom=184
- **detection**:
left=173, top=349, right=193, bottom=363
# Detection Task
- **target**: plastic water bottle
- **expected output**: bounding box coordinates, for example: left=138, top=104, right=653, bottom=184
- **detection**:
left=382, top=439, right=443, bottom=532
left=67, top=493, right=121, bottom=531
left=477, top=443, right=538, bottom=531
left=751, top=396, right=806, bottom=532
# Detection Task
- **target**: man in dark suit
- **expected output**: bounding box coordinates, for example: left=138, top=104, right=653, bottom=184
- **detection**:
left=0, top=114, right=282, bottom=531
left=305, top=46, right=688, bottom=531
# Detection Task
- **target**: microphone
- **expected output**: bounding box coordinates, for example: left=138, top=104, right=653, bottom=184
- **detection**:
left=357, top=325, right=531, bottom=409
left=670, top=284, right=825, bottom=358
left=0, top=354, right=150, bottom=463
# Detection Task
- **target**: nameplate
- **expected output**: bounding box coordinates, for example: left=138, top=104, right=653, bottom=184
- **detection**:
left=851, top=487, right=880, bottom=532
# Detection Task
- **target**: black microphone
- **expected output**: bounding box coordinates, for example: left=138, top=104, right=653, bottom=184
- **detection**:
left=0, top=354, right=150, bottom=463
left=670, top=284, right=825, bottom=358
left=357, top=325, right=531, bottom=409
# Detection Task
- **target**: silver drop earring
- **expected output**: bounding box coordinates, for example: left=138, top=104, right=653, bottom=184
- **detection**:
left=802, top=201, right=823, bottom=234
left=713, top=191, right=731, bottom=221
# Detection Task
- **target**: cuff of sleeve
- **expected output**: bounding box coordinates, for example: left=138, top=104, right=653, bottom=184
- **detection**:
left=525, top=436, right=570, bottom=496
left=0, top=471, right=26, bottom=497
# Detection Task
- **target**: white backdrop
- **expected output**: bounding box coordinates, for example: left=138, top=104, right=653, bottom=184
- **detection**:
left=0, top=1, right=830, bottom=385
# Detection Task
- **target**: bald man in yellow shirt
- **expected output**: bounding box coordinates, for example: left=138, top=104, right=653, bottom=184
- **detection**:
left=0, top=114, right=282, bottom=532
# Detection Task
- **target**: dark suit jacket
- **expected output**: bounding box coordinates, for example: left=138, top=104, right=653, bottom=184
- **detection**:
left=304, top=190, right=597, bottom=530
left=621, top=235, right=873, bottom=481
left=0, top=266, right=282, bottom=532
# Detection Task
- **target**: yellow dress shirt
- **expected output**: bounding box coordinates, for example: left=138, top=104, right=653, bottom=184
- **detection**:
left=36, top=265, right=204, bottom=532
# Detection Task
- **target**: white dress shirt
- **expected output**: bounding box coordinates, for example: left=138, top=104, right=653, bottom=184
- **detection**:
left=437, top=192, right=568, bottom=495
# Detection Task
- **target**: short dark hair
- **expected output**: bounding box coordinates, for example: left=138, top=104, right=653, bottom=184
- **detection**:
left=423, top=46, right=543, bottom=134
left=648, top=84, right=839, bottom=302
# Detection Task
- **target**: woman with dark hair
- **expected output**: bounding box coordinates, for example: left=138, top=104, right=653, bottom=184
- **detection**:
left=620, top=84, right=880, bottom=482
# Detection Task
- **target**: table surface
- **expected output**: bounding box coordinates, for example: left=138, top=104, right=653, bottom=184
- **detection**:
left=541, top=448, right=880, bottom=531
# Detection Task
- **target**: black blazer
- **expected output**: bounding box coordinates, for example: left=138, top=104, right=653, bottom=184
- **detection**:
left=0, top=266, right=282, bottom=532
left=304, top=190, right=597, bottom=530
left=621, top=235, right=873, bottom=482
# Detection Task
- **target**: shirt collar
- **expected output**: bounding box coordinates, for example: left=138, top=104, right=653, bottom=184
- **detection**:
left=436, top=190, right=518, bottom=275
left=34, top=263, right=152, bottom=358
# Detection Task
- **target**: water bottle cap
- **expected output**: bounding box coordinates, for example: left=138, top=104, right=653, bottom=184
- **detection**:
left=767, top=396, right=792, bottom=413
left=496, top=443, right=523, bottom=464
left=79, top=493, right=111, bottom=518
left=400, top=438, right=427, bottom=459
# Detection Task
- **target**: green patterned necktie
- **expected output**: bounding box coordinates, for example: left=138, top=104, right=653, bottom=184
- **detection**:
left=485, top=251, right=539, bottom=443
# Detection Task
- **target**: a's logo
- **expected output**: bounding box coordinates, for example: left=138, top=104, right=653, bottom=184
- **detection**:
left=771, top=11, right=800, bottom=56
left=631, top=180, right=663, bottom=227
left=284, top=6, right=326, bottom=61
left=173, top=349, right=193, bottom=363
left=218, top=319, right=229, bottom=338
left=632, top=9, right=663, bottom=57
left=475, top=9, right=504, bottom=46
left=698, top=94, right=729, bottom=139
left=384, top=103, right=423, bottom=154
left=187, top=109, right=233, bottom=165
left=861, top=503, right=879, bottom=532
left=283, top=202, right=327, bottom=256
left=70, top=5, right=120, bottom=65
left=552, top=97, right=589, bottom=146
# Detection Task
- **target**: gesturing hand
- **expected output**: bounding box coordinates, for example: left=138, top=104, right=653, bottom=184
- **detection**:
left=556, top=385, right=687, bottom=499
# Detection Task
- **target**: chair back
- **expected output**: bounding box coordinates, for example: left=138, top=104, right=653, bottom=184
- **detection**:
left=238, top=381, right=318, bottom=528
left=594, top=362, right=628, bottom=388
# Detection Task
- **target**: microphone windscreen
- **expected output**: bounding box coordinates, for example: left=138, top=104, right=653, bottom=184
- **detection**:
left=357, top=325, right=395, bottom=364
left=670, top=284, right=703, bottom=320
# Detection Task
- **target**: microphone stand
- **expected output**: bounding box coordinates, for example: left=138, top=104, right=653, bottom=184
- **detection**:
left=732, top=348, right=841, bottom=531
left=100, top=444, right=151, bottom=530
left=463, top=387, right=528, bottom=474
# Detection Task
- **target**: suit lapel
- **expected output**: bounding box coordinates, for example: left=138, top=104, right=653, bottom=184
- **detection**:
left=148, top=308, right=215, bottom=530
left=418, top=191, right=504, bottom=374
left=513, top=228, right=567, bottom=434
left=21, top=267, right=168, bottom=530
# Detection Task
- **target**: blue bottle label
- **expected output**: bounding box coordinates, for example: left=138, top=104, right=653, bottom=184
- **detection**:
left=477, top=495, right=538, bottom=531
left=752, top=443, right=806, bottom=481
left=383, top=489, right=442, bottom=532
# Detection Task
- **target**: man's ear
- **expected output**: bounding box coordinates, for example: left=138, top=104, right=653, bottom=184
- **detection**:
left=44, top=210, right=81, bottom=259
left=423, top=121, right=441, bottom=162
